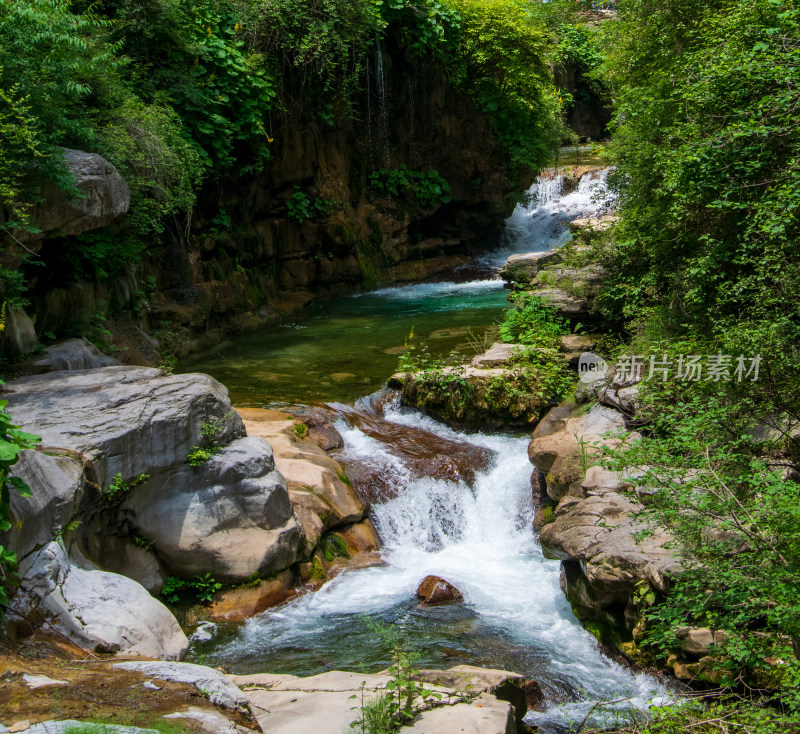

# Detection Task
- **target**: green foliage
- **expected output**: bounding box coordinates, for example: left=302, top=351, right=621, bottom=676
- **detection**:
left=106, top=472, right=150, bottom=501
left=293, top=421, right=308, bottom=439
left=368, top=167, right=451, bottom=207
left=162, top=573, right=222, bottom=604
left=286, top=188, right=335, bottom=222
left=599, top=0, right=800, bottom=341
left=442, top=0, right=562, bottom=167
left=187, top=412, right=234, bottom=465
left=602, top=357, right=800, bottom=698
left=319, top=533, right=348, bottom=562
left=378, top=0, right=460, bottom=57
left=0, top=396, right=40, bottom=612
left=498, top=292, right=570, bottom=347
left=235, top=0, right=382, bottom=98
left=96, top=99, right=204, bottom=236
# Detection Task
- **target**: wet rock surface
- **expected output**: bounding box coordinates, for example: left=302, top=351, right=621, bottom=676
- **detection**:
left=417, top=575, right=464, bottom=606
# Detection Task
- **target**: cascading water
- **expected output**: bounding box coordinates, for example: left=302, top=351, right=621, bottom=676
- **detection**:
left=484, top=167, right=615, bottom=269
left=197, top=397, right=669, bottom=732
left=374, top=40, right=391, bottom=167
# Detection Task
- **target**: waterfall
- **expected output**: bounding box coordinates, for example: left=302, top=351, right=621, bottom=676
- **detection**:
left=375, top=39, right=390, bottom=167
left=493, top=167, right=614, bottom=266
left=200, top=398, right=669, bottom=732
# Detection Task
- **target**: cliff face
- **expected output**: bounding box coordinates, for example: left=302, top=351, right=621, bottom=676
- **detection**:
left=13, top=41, right=532, bottom=363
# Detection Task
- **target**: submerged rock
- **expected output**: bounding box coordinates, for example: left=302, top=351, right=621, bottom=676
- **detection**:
left=417, top=575, right=463, bottom=606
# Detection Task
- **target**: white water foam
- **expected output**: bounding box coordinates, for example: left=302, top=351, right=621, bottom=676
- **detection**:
left=213, top=403, right=669, bottom=731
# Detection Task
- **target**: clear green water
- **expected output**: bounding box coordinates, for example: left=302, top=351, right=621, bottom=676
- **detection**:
left=182, top=279, right=508, bottom=405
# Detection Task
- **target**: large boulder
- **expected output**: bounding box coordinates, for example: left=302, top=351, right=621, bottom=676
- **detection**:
left=10, top=541, right=188, bottom=660
left=500, top=250, right=563, bottom=284
left=2, top=308, right=38, bottom=359
left=539, top=490, right=680, bottom=628
left=238, top=408, right=365, bottom=553
left=121, top=437, right=302, bottom=582
left=3, top=367, right=244, bottom=488
left=6, top=450, right=84, bottom=560
left=31, top=149, right=130, bottom=238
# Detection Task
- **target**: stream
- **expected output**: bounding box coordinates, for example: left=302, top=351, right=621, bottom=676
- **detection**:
left=185, top=166, right=670, bottom=732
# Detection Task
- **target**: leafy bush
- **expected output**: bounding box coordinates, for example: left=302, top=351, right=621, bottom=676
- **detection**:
left=106, top=472, right=150, bottom=501
left=368, top=167, right=451, bottom=207
left=602, top=356, right=800, bottom=700
left=0, top=397, right=39, bottom=612
left=161, top=573, right=222, bottom=604
left=498, top=292, right=571, bottom=347
left=442, top=0, right=562, bottom=167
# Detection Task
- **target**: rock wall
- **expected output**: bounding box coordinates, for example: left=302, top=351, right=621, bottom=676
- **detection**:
left=528, top=376, right=680, bottom=650
left=7, top=39, right=533, bottom=363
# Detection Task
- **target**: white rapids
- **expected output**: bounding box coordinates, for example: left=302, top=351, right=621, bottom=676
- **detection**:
left=206, top=400, right=669, bottom=732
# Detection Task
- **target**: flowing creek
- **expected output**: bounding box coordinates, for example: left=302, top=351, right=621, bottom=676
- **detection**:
left=185, top=167, right=670, bottom=731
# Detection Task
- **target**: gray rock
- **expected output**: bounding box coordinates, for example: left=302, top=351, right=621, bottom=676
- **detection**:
left=230, top=671, right=421, bottom=734
left=113, top=661, right=248, bottom=710
left=414, top=666, right=527, bottom=724
left=4, top=367, right=244, bottom=489
left=164, top=707, right=257, bottom=734
left=34, top=338, right=119, bottom=371
left=471, top=343, right=518, bottom=369
left=11, top=541, right=188, bottom=660
left=539, top=491, right=679, bottom=627
left=406, top=692, right=515, bottom=734
left=21, top=674, right=67, bottom=689
left=528, top=402, right=633, bottom=501
left=500, top=250, right=563, bottom=284
left=32, top=148, right=130, bottom=238
left=6, top=450, right=84, bottom=559
left=122, top=436, right=301, bottom=582
left=3, top=308, right=38, bottom=359
left=89, top=535, right=167, bottom=595
left=569, top=214, right=619, bottom=233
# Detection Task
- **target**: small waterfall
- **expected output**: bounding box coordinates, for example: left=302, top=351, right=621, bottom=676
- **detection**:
left=365, top=52, right=374, bottom=168
left=407, top=74, right=418, bottom=166
left=493, top=166, right=614, bottom=265
left=201, top=398, right=669, bottom=732
left=375, top=40, right=390, bottom=167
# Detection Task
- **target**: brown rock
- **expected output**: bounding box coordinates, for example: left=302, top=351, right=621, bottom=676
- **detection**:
left=209, top=570, right=296, bottom=622
left=417, top=576, right=463, bottom=606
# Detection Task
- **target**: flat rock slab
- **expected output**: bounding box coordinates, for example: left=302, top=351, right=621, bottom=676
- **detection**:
left=233, top=671, right=392, bottom=734
left=164, top=707, right=257, bottom=734
left=405, top=692, right=515, bottom=734
left=8, top=723, right=159, bottom=734
left=114, top=661, right=248, bottom=711
left=471, top=343, right=518, bottom=369
left=33, top=338, right=119, bottom=372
